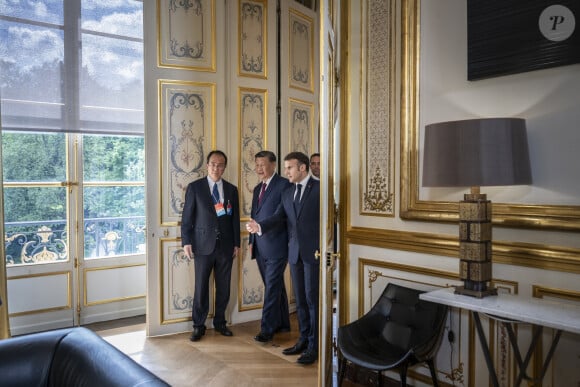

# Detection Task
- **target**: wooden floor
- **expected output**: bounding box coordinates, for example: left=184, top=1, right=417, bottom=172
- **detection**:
left=89, top=315, right=319, bottom=387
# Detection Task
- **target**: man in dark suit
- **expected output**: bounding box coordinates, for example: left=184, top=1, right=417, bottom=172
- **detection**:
left=309, top=153, right=320, bottom=180
left=248, top=151, right=292, bottom=343
left=247, top=151, right=320, bottom=365
left=181, top=150, right=240, bottom=342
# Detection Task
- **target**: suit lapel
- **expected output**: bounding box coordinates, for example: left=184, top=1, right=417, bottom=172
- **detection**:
left=260, top=174, right=278, bottom=208
left=222, top=180, right=231, bottom=205
left=256, top=174, right=277, bottom=212
left=203, top=180, right=214, bottom=210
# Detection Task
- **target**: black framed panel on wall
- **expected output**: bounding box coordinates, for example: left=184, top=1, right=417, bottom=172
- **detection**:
left=468, top=0, right=579, bottom=80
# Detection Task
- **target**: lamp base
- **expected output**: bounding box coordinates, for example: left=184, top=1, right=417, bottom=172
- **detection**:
left=455, top=285, right=497, bottom=298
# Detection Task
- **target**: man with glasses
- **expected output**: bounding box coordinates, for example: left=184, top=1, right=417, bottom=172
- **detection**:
left=181, top=150, right=240, bottom=342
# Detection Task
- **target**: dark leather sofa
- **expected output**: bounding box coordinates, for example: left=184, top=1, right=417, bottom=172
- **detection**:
left=0, top=326, right=169, bottom=387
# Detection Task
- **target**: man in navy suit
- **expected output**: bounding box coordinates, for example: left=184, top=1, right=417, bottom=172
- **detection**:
left=247, top=151, right=320, bottom=365
left=181, top=150, right=240, bottom=342
left=249, top=151, right=292, bottom=343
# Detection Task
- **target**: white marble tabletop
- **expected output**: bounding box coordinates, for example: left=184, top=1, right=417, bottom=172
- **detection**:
left=420, top=287, right=580, bottom=335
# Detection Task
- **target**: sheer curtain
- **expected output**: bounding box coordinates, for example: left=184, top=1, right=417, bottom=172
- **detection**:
left=0, top=1, right=144, bottom=334
left=0, top=1, right=144, bottom=136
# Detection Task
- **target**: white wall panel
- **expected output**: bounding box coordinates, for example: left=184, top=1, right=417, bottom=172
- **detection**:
left=8, top=272, right=70, bottom=314
left=85, top=265, right=146, bottom=305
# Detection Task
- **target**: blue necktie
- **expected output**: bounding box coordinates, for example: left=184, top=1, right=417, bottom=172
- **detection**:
left=212, top=183, right=220, bottom=203
left=294, top=184, right=302, bottom=212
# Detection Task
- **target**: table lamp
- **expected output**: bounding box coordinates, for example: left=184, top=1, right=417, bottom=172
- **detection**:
left=422, top=118, right=532, bottom=298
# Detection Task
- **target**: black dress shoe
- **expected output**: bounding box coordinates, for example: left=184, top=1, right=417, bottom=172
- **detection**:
left=214, top=325, right=233, bottom=337
left=254, top=332, right=273, bottom=342
left=189, top=326, right=206, bottom=342
left=297, top=349, right=317, bottom=365
left=282, top=341, right=308, bottom=355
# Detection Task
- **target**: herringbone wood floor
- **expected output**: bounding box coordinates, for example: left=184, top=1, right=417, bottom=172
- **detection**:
left=89, top=315, right=390, bottom=387
left=90, top=315, right=319, bottom=387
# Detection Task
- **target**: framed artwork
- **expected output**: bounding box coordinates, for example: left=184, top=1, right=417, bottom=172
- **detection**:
left=159, top=80, right=215, bottom=226
left=468, top=0, right=579, bottom=80
left=239, top=0, right=268, bottom=78
left=158, top=0, right=216, bottom=71
left=288, top=8, right=314, bottom=92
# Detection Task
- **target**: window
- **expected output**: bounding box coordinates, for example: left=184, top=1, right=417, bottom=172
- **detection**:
left=1, top=0, right=144, bottom=264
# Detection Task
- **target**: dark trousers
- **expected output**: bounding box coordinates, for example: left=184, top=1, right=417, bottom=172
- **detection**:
left=192, top=241, right=233, bottom=328
left=256, top=255, right=290, bottom=334
left=290, top=255, right=320, bottom=352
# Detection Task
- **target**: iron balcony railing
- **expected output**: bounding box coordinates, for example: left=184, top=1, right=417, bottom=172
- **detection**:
left=4, top=216, right=146, bottom=265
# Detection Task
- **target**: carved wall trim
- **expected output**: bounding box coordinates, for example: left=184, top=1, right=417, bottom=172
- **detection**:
left=239, top=0, right=267, bottom=78
left=158, top=0, right=216, bottom=71
left=359, top=0, right=395, bottom=216
left=158, top=80, right=215, bottom=226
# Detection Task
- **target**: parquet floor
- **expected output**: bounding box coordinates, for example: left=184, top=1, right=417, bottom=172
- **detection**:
left=90, top=315, right=319, bottom=387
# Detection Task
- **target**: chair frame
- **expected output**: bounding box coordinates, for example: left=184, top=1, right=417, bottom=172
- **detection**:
left=337, top=283, right=448, bottom=387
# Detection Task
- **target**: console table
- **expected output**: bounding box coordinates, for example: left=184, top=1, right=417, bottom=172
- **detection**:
left=420, top=287, right=580, bottom=387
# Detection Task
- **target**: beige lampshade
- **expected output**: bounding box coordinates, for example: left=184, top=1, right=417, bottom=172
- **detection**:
left=422, top=118, right=532, bottom=188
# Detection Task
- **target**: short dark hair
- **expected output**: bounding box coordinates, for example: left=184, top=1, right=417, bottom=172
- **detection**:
left=310, top=153, right=320, bottom=161
left=207, top=150, right=228, bottom=166
left=255, top=150, right=276, bottom=162
left=284, top=151, right=310, bottom=172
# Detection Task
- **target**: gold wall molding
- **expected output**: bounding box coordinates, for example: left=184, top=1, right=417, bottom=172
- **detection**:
left=158, top=237, right=214, bottom=325
left=238, top=87, right=268, bottom=220
left=532, top=285, right=580, bottom=302
left=84, top=264, right=146, bottom=307
left=288, top=97, right=314, bottom=155
left=238, top=233, right=264, bottom=311
left=7, top=271, right=71, bottom=317
left=288, top=7, right=314, bottom=93
left=157, top=0, right=216, bottom=71
left=399, top=0, right=580, bottom=231
left=346, top=227, right=580, bottom=274
left=238, top=0, right=268, bottom=78
left=359, top=0, right=395, bottom=217
left=158, top=80, right=216, bottom=226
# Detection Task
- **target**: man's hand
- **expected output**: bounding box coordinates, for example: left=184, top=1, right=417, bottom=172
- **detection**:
left=245, top=219, right=260, bottom=234
left=183, top=244, right=193, bottom=259
left=233, top=246, right=240, bottom=258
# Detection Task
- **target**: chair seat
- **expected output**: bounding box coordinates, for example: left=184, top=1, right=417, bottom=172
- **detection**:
left=338, top=326, right=409, bottom=370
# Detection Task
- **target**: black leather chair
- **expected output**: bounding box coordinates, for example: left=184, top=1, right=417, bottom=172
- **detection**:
left=337, top=283, right=448, bottom=387
left=0, top=327, right=169, bottom=387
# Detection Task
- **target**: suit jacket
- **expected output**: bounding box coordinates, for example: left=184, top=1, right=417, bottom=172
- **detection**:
left=249, top=174, right=291, bottom=260
left=261, top=177, right=320, bottom=265
left=181, top=177, right=240, bottom=256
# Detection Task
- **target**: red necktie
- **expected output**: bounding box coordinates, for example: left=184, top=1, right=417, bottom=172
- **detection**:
left=258, top=182, right=266, bottom=205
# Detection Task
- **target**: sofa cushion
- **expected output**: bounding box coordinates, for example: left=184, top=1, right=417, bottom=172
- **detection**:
left=0, top=329, right=63, bottom=386
left=0, top=327, right=169, bottom=387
